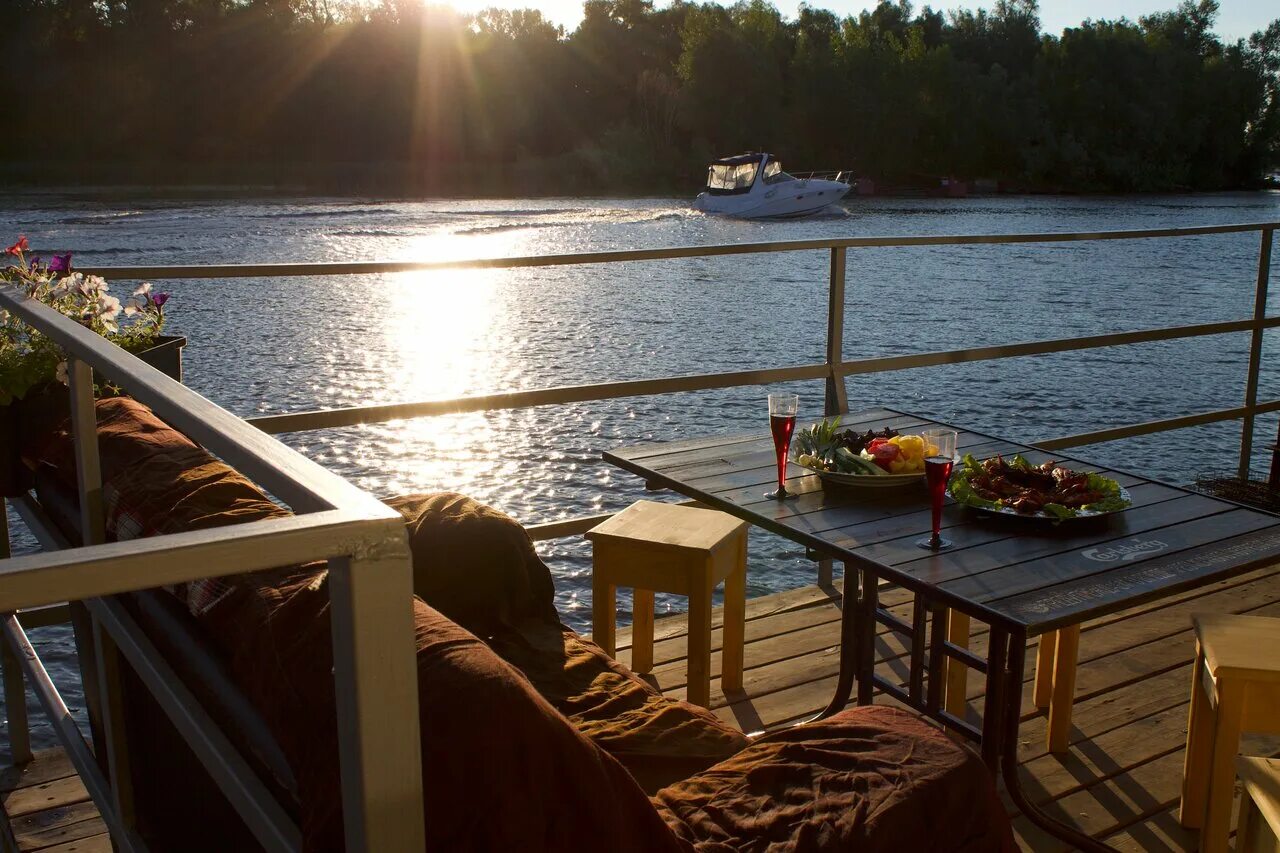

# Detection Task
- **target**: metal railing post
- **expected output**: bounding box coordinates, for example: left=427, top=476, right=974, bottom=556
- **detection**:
left=1239, top=228, right=1274, bottom=479
left=328, top=547, right=426, bottom=853
left=825, top=246, right=849, bottom=416
left=67, top=358, right=138, bottom=834
left=0, top=499, right=25, bottom=764
left=2, top=632, right=31, bottom=765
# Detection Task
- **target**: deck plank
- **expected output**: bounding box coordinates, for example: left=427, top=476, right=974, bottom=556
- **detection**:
left=0, top=751, right=102, bottom=853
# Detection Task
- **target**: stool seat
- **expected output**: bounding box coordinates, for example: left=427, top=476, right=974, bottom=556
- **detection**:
left=588, top=499, right=747, bottom=556
left=1196, top=612, right=1280, bottom=683
left=1180, top=613, right=1280, bottom=853
left=587, top=501, right=749, bottom=708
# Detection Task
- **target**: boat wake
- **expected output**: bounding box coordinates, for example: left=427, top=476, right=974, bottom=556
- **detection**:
left=453, top=207, right=689, bottom=235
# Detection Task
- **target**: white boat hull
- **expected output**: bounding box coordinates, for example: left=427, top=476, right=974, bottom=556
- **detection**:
left=694, top=178, right=851, bottom=219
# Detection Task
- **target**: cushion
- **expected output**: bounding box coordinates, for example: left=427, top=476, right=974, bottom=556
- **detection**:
left=384, top=492, right=558, bottom=635
left=22, top=395, right=289, bottom=613
left=652, top=705, right=1017, bottom=852
left=202, top=568, right=688, bottom=852
left=491, top=617, right=751, bottom=793
left=387, top=492, right=751, bottom=791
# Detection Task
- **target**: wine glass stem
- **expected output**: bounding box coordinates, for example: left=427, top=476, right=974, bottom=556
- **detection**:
left=776, top=449, right=787, bottom=495
left=931, top=497, right=943, bottom=539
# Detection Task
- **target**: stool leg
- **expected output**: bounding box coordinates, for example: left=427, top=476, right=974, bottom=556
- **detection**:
left=1033, top=630, right=1058, bottom=710
left=1179, top=644, right=1213, bottom=827
left=686, top=561, right=714, bottom=708
left=720, top=536, right=747, bottom=692
left=631, top=589, right=655, bottom=673
left=945, top=609, right=970, bottom=723
left=593, top=575, right=617, bottom=658
left=1046, top=624, right=1080, bottom=753
left=1200, top=679, right=1245, bottom=853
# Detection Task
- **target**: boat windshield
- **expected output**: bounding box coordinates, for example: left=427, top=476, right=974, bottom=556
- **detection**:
left=706, top=162, right=759, bottom=194
left=763, top=160, right=795, bottom=184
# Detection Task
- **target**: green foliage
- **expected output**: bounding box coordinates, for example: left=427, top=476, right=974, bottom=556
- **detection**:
left=0, top=0, right=1276, bottom=192
left=0, top=247, right=168, bottom=405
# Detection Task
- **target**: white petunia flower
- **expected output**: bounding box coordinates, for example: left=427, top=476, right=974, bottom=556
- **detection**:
left=55, top=361, right=68, bottom=386
left=98, top=294, right=122, bottom=321
left=132, top=282, right=152, bottom=298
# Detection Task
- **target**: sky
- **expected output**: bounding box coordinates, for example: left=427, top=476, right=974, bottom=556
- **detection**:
left=440, top=0, right=1276, bottom=43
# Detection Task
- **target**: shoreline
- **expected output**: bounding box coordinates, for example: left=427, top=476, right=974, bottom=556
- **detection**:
left=1, top=183, right=1277, bottom=204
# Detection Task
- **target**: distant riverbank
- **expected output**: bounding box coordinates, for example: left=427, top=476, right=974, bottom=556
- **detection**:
left=3, top=168, right=1278, bottom=203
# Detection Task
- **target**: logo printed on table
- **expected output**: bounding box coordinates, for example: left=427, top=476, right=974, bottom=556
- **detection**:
left=1081, top=539, right=1168, bottom=562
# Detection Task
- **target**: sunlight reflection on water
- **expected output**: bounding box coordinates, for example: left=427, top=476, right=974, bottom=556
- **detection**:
left=3, top=193, right=1280, bottom=733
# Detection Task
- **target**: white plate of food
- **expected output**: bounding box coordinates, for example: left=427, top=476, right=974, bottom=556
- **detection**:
left=791, top=418, right=931, bottom=488
left=948, top=454, right=1132, bottom=520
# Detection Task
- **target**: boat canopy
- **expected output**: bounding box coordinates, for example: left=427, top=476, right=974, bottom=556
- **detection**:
left=706, top=153, right=767, bottom=195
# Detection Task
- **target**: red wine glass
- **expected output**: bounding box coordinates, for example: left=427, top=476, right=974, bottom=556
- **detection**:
left=765, top=393, right=798, bottom=500
left=917, top=428, right=958, bottom=550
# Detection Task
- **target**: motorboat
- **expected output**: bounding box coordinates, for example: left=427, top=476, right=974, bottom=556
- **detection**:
left=693, top=153, right=853, bottom=219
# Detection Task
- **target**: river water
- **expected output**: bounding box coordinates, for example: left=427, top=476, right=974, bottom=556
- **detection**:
left=3, top=191, right=1280, bottom=747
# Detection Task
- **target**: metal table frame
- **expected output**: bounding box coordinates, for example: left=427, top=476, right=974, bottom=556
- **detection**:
left=605, top=409, right=1280, bottom=853
left=817, top=566, right=1101, bottom=850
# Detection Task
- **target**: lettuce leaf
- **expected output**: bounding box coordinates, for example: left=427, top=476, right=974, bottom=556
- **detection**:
left=947, top=456, right=1001, bottom=511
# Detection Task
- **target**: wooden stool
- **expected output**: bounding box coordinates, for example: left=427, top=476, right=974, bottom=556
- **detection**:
left=1178, top=613, right=1280, bottom=853
left=1236, top=756, right=1280, bottom=853
left=586, top=501, right=748, bottom=708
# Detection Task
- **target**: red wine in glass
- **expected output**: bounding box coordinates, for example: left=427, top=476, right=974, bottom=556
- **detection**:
left=918, top=429, right=958, bottom=550
left=766, top=394, right=799, bottom=500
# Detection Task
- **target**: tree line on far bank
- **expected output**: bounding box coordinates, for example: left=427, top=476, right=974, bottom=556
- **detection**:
left=1, top=0, right=1277, bottom=194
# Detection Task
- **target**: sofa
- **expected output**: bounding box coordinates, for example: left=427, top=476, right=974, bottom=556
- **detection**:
left=19, top=396, right=1016, bottom=852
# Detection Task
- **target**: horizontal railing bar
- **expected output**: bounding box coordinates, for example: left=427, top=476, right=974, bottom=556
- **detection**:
left=0, top=286, right=392, bottom=519
left=0, top=509, right=387, bottom=612
left=247, top=364, right=830, bottom=434
left=16, top=602, right=72, bottom=629
left=11, top=492, right=72, bottom=551
left=249, top=315, right=1273, bottom=435
left=2, top=615, right=142, bottom=853
left=77, top=222, right=1280, bottom=280
left=839, top=317, right=1280, bottom=377
left=1037, top=399, right=1280, bottom=450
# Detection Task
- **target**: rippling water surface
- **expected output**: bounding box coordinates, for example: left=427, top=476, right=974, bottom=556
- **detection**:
left=3, top=191, right=1280, bottom=747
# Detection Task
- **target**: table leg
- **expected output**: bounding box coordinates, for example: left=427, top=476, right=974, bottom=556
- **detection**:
left=981, top=626, right=1009, bottom=768
left=1033, top=630, right=1057, bottom=709
left=592, top=576, right=617, bottom=658
left=817, top=562, right=860, bottom=719
left=631, top=589, right=655, bottom=673
left=855, top=571, right=878, bottom=706
left=908, top=592, right=928, bottom=704
left=1047, top=624, right=1081, bottom=753
left=945, top=609, right=971, bottom=724
left=686, top=561, right=714, bottom=708
left=720, top=536, right=747, bottom=692
left=1000, top=630, right=1118, bottom=852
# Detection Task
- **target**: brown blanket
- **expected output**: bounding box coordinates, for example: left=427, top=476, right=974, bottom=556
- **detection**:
left=654, top=706, right=1016, bottom=852
left=23, top=396, right=1017, bottom=852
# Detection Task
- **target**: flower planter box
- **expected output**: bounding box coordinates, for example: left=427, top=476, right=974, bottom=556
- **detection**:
left=134, top=334, right=186, bottom=383
left=0, top=336, right=186, bottom=497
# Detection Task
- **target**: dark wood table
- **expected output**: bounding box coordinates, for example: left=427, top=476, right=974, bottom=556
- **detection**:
left=604, top=407, right=1280, bottom=852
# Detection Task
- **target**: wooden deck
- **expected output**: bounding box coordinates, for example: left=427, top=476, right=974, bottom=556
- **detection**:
left=615, top=562, right=1280, bottom=851
left=0, top=750, right=107, bottom=853
left=4, top=564, right=1277, bottom=851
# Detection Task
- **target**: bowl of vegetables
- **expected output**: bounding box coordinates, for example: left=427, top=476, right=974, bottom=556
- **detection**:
left=792, top=418, right=931, bottom=488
